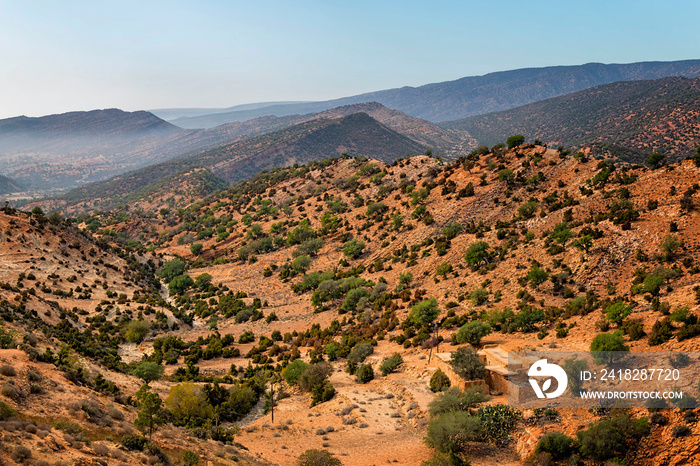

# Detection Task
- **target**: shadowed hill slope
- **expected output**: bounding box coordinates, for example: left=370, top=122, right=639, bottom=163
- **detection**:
left=442, top=76, right=700, bottom=163
left=55, top=112, right=427, bottom=212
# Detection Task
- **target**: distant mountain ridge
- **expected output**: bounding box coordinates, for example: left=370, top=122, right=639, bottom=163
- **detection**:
left=57, top=112, right=427, bottom=211
left=0, top=108, right=180, bottom=150
left=201, top=102, right=474, bottom=155
left=150, top=101, right=312, bottom=121
left=441, top=76, right=700, bottom=163
left=165, top=60, right=700, bottom=127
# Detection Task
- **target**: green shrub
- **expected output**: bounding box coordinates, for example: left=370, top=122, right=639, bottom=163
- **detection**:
left=577, top=415, right=649, bottom=461
left=132, top=361, right=164, bottom=384
left=121, top=434, right=149, bottom=451
left=125, top=320, right=150, bottom=343
left=590, top=332, right=629, bottom=364
left=646, top=152, right=665, bottom=169
left=380, top=353, right=403, bottom=376
left=194, top=273, right=212, bottom=290
left=165, top=382, right=214, bottom=425
left=238, top=330, right=255, bottom=343
left=469, top=287, right=489, bottom=305
left=454, top=321, right=491, bottom=346
left=283, top=360, right=309, bottom=386
left=464, top=241, right=491, bottom=266
left=421, top=451, right=471, bottom=466
left=168, top=274, right=194, bottom=295
left=429, top=387, right=489, bottom=416
left=347, top=342, right=374, bottom=364
left=299, top=363, right=332, bottom=393
left=442, top=222, right=464, bottom=240
left=356, top=364, right=374, bottom=383
left=398, top=271, right=414, bottom=287
left=535, top=432, right=576, bottom=460
left=409, top=298, right=439, bottom=325
left=436, top=262, right=453, bottom=279
left=297, top=449, right=343, bottom=466
left=450, top=347, right=486, bottom=380
left=223, top=385, right=258, bottom=421
left=430, top=369, right=451, bottom=392
left=648, top=318, right=674, bottom=346
left=311, top=380, right=335, bottom=406
left=518, top=201, right=539, bottom=220
left=507, top=134, right=525, bottom=149
left=183, top=450, right=200, bottom=466
left=605, top=302, right=632, bottom=326
left=158, top=259, right=186, bottom=282
left=426, top=411, right=483, bottom=453
left=342, top=239, right=366, bottom=259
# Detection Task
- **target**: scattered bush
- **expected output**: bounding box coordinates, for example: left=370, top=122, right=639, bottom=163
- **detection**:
left=347, top=343, right=374, bottom=365
left=297, top=449, right=343, bottom=466
left=283, top=360, right=309, bottom=386
left=450, top=347, right=486, bottom=380
left=426, top=411, right=483, bottom=453
left=11, top=446, right=31, bottom=463
left=672, top=425, right=691, bottom=438
left=311, top=380, right=335, bottom=407
left=299, top=363, right=333, bottom=393
left=342, top=239, right=366, bottom=259
left=121, top=434, right=149, bottom=451
left=356, top=364, right=374, bottom=384
left=577, top=415, right=649, bottom=461
left=125, top=320, right=150, bottom=344
left=535, top=432, right=576, bottom=460
left=183, top=450, right=200, bottom=466
left=0, top=400, right=17, bottom=420
left=430, top=369, right=451, bottom=392
left=1, top=383, right=21, bottom=400
left=590, top=332, right=629, bottom=364
left=429, top=387, right=489, bottom=416
left=453, top=321, right=491, bottom=346
left=380, top=353, right=403, bottom=376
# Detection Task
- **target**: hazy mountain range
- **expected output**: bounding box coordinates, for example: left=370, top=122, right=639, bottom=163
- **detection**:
left=2, top=59, right=700, bottom=198
left=156, top=60, right=700, bottom=128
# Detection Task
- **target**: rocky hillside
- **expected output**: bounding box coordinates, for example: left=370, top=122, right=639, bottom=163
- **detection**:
left=442, top=77, right=700, bottom=164
left=4, top=143, right=699, bottom=464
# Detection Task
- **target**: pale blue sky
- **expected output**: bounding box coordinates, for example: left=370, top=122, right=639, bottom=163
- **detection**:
left=1, top=0, right=698, bottom=118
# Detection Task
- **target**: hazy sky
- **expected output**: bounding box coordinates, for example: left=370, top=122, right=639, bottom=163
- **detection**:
left=1, top=0, right=699, bottom=118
